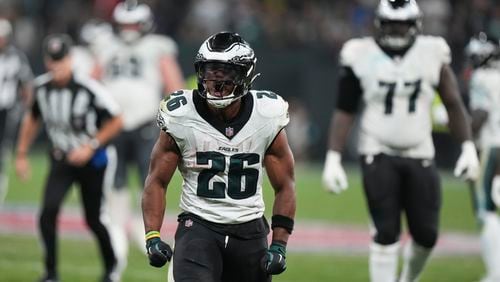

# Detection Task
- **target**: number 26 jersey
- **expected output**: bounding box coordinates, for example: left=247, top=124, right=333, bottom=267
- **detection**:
left=157, top=90, right=289, bottom=224
left=341, top=35, right=451, bottom=159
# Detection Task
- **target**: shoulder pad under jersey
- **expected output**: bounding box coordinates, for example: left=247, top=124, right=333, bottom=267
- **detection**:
left=157, top=90, right=191, bottom=131
left=340, top=37, right=373, bottom=67
left=143, top=34, right=178, bottom=56
left=253, top=90, right=290, bottom=127
left=416, top=35, right=451, bottom=65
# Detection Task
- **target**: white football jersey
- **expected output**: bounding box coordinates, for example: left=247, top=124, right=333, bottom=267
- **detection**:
left=341, top=35, right=451, bottom=158
left=469, top=67, right=500, bottom=148
left=157, top=90, right=289, bottom=224
left=95, top=34, right=178, bottom=130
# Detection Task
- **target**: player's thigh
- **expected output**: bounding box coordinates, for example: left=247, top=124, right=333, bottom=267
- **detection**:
left=403, top=159, right=441, bottom=246
left=361, top=154, right=402, bottom=243
left=173, top=219, right=223, bottom=282
left=222, top=236, right=269, bottom=282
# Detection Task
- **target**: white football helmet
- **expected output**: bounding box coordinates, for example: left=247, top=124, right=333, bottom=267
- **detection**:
left=113, top=1, right=153, bottom=43
left=374, top=0, right=422, bottom=50
left=465, top=32, right=500, bottom=69
left=0, top=18, right=12, bottom=50
left=194, top=32, right=258, bottom=109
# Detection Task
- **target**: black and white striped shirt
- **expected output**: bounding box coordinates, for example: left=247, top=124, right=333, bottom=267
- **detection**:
left=0, top=45, right=33, bottom=109
left=31, top=73, right=121, bottom=152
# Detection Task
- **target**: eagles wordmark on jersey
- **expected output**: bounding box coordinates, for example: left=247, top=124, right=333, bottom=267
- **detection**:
left=157, top=89, right=289, bottom=224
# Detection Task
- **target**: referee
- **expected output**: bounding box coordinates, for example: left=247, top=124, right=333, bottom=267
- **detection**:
left=14, top=34, right=123, bottom=282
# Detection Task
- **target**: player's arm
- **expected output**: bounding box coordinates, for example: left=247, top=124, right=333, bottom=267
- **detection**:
left=323, top=66, right=362, bottom=193
left=471, top=109, right=488, bottom=138
left=141, top=130, right=179, bottom=267
left=438, top=64, right=472, bottom=142
left=19, top=81, right=33, bottom=107
left=15, top=112, right=40, bottom=181
left=265, top=129, right=296, bottom=243
left=438, top=64, right=479, bottom=180
left=143, top=130, right=179, bottom=232
left=160, top=55, right=185, bottom=94
left=263, top=129, right=296, bottom=275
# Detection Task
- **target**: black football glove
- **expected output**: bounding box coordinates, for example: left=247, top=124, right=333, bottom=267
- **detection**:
left=262, top=241, right=287, bottom=275
left=146, top=237, right=173, bottom=268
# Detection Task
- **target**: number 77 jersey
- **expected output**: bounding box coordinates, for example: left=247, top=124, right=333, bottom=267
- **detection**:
left=341, top=35, right=451, bottom=159
left=156, top=89, right=289, bottom=224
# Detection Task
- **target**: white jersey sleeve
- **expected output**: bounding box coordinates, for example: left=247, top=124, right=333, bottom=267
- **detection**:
left=254, top=90, right=290, bottom=148
left=145, top=34, right=178, bottom=57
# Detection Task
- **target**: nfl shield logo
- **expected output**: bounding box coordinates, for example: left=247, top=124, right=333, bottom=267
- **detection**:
left=225, top=127, right=234, bottom=137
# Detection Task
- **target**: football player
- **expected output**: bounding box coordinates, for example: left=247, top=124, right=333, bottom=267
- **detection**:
left=466, top=32, right=500, bottom=282
left=92, top=0, right=185, bottom=274
left=0, top=18, right=33, bottom=204
left=142, top=32, right=296, bottom=281
left=322, top=1, right=480, bottom=281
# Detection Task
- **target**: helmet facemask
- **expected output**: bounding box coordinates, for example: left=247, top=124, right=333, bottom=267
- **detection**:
left=375, top=0, right=422, bottom=51
left=375, top=19, right=420, bottom=51
left=197, top=62, right=247, bottom=108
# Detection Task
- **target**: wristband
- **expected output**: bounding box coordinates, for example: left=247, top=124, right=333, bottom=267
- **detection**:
left=271, top=215, right=294, bottom=234
left=145, top=230, right=161, bottom=241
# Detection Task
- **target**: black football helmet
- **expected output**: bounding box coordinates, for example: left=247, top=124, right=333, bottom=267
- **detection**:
left=194, top=32, right=258, bottom=108
left=374, top=0, right=422, bottom=51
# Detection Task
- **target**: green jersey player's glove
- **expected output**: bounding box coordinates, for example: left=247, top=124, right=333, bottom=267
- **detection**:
left=145, top=232, right=172, bottom=268
left=262, top=241, right=287, bottom=275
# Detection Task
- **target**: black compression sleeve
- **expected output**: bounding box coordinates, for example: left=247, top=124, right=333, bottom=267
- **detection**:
left=336, top=66, right=363, bottom=113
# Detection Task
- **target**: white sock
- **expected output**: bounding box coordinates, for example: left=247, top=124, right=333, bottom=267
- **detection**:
left=399, top=241, right=433, bottom=282
left=107, top=188, right=131, bottom=277
left=480, top=212, right=500, bottom=280
left=369, top=241, right=400, bottom=282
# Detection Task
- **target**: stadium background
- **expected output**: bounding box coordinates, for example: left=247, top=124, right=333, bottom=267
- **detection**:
left=0, top=0, right=496, bottom=281
left=4, top=0, right=494, bottom=162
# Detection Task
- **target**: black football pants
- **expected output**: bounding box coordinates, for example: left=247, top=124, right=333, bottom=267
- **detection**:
left=39, top=155, right=116, bottom=277
left=361, top=154, right=441, bottom=248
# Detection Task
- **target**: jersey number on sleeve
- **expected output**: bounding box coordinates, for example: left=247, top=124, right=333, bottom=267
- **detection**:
left=166, top=90, right=187, bottom=111
left=196, top=152, right=260, bottom=199
left=379, top=79, right=422, bottom=114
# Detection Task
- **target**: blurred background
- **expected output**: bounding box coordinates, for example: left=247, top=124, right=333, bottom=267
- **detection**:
left=2, top=0, right=497, bottom=164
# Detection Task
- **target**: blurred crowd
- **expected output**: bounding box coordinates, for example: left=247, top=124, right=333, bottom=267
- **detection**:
left=0, top=0, right=498, bottom=63
left=1, top=0, right=500, bottom=161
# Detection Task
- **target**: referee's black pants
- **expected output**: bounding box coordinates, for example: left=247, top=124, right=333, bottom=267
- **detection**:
left=39, top=154, right=116, bottom=278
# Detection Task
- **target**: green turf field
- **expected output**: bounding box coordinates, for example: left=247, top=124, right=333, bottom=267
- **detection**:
left=1, top=152, right=486, bottom=281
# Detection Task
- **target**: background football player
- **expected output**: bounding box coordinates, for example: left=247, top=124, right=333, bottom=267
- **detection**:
left=0, top=18, right=33, bottom=204
left=92, top=0, right=185, bottom=274
left=142, top=32, right=296, bottom=281
left=322, top=0, right=480, bottom=281
left=466, top=32, right=500, bottom=282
